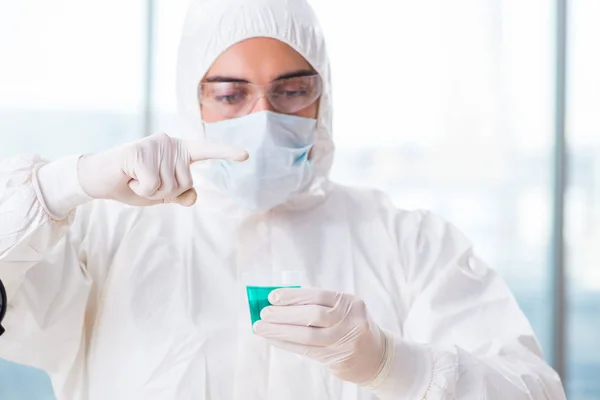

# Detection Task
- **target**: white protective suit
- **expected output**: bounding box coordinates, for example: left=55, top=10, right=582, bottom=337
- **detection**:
left=0, top=0, right=566, bottom=399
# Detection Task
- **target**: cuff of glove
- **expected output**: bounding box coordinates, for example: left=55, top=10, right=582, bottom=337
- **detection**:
left=34, top=156, right=93, bottom=220
left=363, top=332, right=434, bottom=400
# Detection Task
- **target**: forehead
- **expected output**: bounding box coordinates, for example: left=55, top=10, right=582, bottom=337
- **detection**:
left=204, top=37, right=314, bottom=84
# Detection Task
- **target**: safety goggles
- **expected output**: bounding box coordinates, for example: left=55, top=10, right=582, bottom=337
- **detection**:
left=199, top=74, right=322, bottom=118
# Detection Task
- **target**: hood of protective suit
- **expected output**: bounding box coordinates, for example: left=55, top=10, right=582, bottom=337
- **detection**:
left=176, top=0, right=335, bottom=196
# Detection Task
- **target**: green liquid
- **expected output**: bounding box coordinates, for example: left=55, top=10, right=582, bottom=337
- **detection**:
left=246, top=285, right=300, bottom=326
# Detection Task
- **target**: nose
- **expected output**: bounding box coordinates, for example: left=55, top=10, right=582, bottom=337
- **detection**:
left=250, top=96, right=275, bottom=114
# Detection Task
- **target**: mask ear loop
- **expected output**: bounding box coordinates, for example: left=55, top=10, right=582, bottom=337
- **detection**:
left=197, top=81, right=208, bottom=140
left=308, top=97, right=323, bottom=161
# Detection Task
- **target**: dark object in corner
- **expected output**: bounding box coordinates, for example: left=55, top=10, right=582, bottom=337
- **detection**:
left=0, top=278, right=6, bottom=336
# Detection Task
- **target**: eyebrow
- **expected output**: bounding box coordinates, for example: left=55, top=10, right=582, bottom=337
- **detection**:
left=204, top=69, right=316, bottom=83
left=274, top=69, right=316, bottom=80
left=204, top=76, right=249, bottom=83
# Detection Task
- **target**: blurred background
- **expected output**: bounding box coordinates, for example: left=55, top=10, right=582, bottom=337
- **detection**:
left=0, top=0, right=598, bottom=398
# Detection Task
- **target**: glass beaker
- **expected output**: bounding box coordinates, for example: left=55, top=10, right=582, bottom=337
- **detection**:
left=243, top=270, right=305, bottom=326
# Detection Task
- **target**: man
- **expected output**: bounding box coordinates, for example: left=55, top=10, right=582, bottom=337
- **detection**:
left=0, top=0, right=565, bottom=398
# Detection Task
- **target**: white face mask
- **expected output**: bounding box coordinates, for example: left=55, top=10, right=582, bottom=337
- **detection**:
left=203, top=111, right=317, bottom=212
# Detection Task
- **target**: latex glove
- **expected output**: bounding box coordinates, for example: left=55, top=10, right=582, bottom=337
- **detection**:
left=78, top=132, right=247, bottom=207
left=253, top=288, right=391, bottom=386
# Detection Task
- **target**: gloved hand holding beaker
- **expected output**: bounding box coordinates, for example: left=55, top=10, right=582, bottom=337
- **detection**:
left=253, top=288, right=393, bottom=386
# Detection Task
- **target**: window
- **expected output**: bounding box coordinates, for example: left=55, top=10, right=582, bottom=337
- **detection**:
left=0, top=0, right=146, bottom=398
left=312, top=0, right=556, bottom=358
left=566, top=1, right=600, bottom=398
left=0, top=0, right=146, bottom=160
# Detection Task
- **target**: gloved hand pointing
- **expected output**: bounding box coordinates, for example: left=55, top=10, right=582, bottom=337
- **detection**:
left=35, top=132, right=248, bottom=219
left=78, top=132, right=248, bottom=207
left=253, top=288, right=392, bottom=386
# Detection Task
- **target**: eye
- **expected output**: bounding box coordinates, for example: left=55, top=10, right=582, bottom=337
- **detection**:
left=272, top=86, right=310, bottom=98
left=283, top=89, right=308, bottom=97
left=212, top=88, right=249, bottom=105
left=202, top=83, right=250, bottom=106
left=215, top=93, right=244, bottom=104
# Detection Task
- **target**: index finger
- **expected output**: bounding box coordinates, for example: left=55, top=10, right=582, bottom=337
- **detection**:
left=183, top=140, right=249, bottom=163
left=269, top=288, right=340, bottom=308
